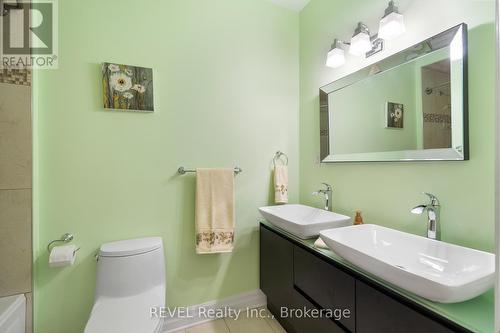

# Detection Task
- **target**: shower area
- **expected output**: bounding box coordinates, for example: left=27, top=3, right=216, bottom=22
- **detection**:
left=421, top=59, right=452, bottom=149
left=0, top=67, right=32, bottom=333
left=0, top=1, right=34, bottom=332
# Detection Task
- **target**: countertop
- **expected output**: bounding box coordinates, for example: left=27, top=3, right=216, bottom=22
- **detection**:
left=260, top=220, right=494, bottom=333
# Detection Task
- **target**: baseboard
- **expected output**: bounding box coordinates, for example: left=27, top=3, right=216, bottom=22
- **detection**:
left=163, top=289, right=267, bottom=332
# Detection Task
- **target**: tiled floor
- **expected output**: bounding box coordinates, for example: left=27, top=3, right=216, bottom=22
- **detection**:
left=173, top=307, right=287, bottom=333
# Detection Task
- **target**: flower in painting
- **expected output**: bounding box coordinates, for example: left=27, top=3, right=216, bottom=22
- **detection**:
left=123, top=92, right=134, bottom=99
left=125, top=68, right=133, bottom=76
left=131, top=84, right=146, bottom=94
left=108, top=64, right=120, bottom=72
left=394, top=107, right=403, bottom=120
left=110, top=72, right=132, bottom=92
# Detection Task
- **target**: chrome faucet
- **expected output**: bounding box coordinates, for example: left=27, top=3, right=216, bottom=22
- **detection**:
left=312, top=183, right=333, bottom=211
left=411, top=192, right=441, bottom=240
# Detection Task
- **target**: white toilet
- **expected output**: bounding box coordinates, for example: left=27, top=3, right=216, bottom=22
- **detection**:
left=84, top=237, right=166, bottom=333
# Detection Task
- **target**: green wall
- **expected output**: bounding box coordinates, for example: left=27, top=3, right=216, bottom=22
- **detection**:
left=33, top=1, right=299, bottom=332
left=299, top=0, right=495, bottom=251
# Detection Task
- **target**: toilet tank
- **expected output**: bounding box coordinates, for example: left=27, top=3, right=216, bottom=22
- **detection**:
left=95, top=237, right=165, bottom=298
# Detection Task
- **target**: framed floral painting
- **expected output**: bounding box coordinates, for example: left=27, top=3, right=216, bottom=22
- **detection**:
left=386, top=102, right=404, bottom=129
left=102, top=63, right=154, bottom=112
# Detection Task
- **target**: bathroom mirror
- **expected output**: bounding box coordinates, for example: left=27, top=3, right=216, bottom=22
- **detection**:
left=320, top=24, right=468, bottom=162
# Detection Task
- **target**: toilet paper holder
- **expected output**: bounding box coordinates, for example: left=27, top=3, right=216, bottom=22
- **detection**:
left=47, top=233, right=75, bottom=253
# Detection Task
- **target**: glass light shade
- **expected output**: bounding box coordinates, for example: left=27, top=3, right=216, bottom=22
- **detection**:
left=326, top=47, right=345, bottom=68
left=378, top=12, right=405, bottom=40
left=349, top=32, right=372, bottom=56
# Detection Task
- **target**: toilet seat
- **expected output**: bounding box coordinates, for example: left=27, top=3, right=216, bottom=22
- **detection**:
left=84, top=286, right=164, bottom=333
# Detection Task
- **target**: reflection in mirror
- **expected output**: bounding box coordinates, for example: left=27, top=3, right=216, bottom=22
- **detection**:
left=320, top=24, right=467, bottom=162
left=422, top=59, right=451, bottom=149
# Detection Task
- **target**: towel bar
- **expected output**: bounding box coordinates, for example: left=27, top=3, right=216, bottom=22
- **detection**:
left=177, top=166, right=242, bottom=175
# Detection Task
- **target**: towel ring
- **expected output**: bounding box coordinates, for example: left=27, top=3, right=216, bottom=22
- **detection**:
left=273, top=151, right=288, bottom=167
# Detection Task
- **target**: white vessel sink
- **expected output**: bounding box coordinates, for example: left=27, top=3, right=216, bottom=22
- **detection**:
left=320, top=224, right=495, bottom=303
left=259, top=204, right=351, bottom=239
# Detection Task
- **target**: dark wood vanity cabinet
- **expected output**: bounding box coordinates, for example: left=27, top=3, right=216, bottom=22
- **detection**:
left=260, top=225, right=294, bottom=319
left=260, top=226, right=342, bottom=333
left=294, top=245, right=355, bottom=332
left=260, top=224, right=470, bottom=333
left=355, top=281, right=455, bottom=333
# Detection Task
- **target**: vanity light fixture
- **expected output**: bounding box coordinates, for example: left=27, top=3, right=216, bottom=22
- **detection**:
left=378, top=0, right=406, bottom=40
left=326, top=1, right=405, bottom=68
left=326, top=39, right=346, bottom=68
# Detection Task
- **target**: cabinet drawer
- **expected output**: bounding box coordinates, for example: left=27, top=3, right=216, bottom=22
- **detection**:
left=260, top=227, right=294, bottom=307
left=260, top=226, right=295, bottom=331
left=356, top=281, right=457, bottom=333
left=288, top=289, right=345, bottom=333
left=294, top=245, right=355, bottom=332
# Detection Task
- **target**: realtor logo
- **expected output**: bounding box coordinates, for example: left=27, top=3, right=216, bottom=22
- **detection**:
left=0, top=0, right=58, bottom=69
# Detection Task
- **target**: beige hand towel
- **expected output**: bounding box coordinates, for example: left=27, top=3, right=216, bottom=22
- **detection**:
left=274, top=165, right=288, bottom=204
left=195, top=168, right=235, bottom=254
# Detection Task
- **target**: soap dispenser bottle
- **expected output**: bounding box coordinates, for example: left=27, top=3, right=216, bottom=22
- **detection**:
left=354, top=210, right=364, bottom=225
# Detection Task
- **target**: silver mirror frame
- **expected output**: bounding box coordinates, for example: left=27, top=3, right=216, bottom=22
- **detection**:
left=319, top=23, right=469, bottom=163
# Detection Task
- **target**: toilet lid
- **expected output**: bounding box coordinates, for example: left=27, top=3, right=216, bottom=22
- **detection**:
left=99, top=237, right=163, bottom=257
left=84, top=287, right=164, bottom=333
